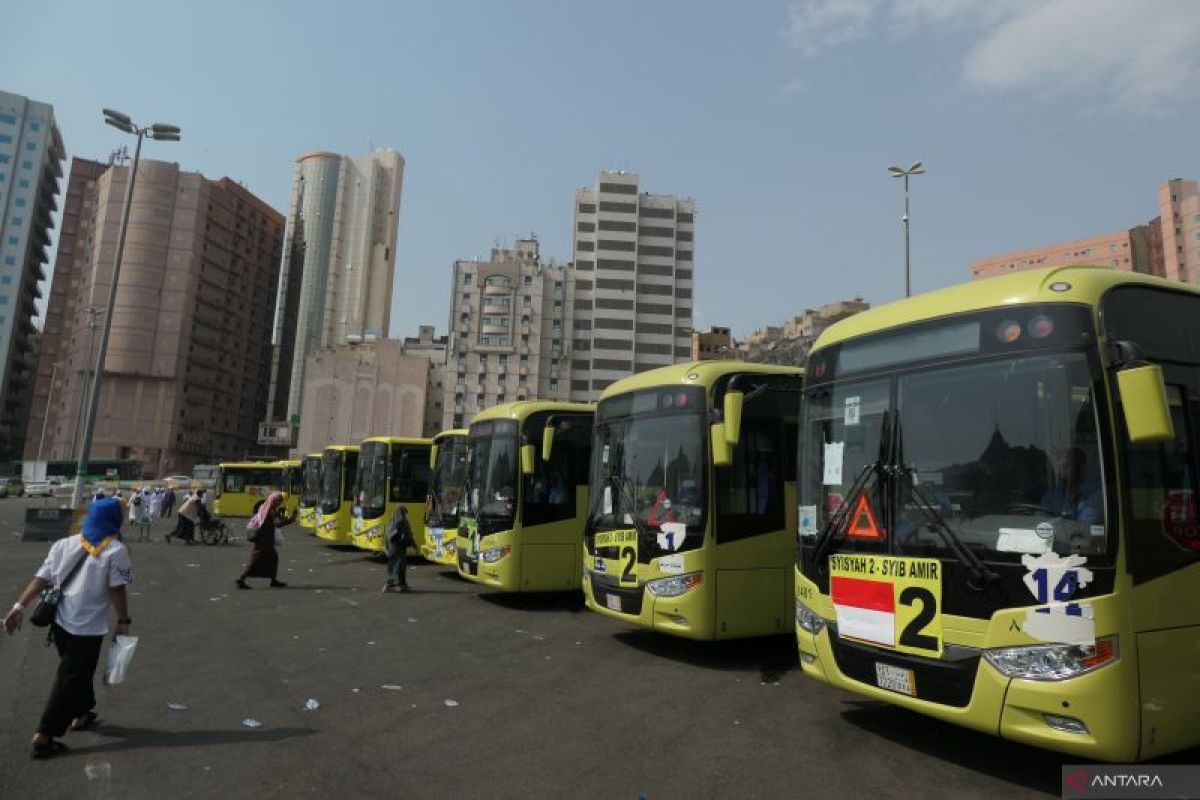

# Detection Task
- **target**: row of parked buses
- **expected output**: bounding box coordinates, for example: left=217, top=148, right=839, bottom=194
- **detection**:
left=245, top=267, right=1200, bottom=764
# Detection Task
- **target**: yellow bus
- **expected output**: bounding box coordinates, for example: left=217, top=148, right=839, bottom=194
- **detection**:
left=456, top=401, right=594, bottom=591
left=278, top=459, right=302, bottom=517
left=214, top=461, right=289, bottom=517
left=583, top=363, right=803, bottom=639
left=422, top=429, right=468, bottom=565
left=793, top=266, right=1200, bottom=762
left=315, top=445, right=358, bottom=544
left=297, top=453, right=322, bottom=531
left=350, top=436, right=433, bottom=553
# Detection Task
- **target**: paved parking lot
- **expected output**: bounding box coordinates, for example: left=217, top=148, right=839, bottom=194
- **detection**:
left=0, top=497, right=1096, bottom=798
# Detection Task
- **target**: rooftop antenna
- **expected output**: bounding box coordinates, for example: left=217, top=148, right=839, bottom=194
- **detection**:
left=108, top=145, right=130, bottom=166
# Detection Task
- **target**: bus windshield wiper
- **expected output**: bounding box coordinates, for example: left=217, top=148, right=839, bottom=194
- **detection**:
left=894, top=465, right=997, bottom=590
left=811, top=459, right=882, bottom=572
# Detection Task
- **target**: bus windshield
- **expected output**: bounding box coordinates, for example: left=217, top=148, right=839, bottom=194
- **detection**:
left=589, top=388, right=707, bottom=554
left=430, top=438, right=468, bottom=528
left=358, top=442, right=389, bottom=519
left=302, top=458, right=321, bottom=506
left=463, top=421, right=518, bottom=532
left=801, top=350, right=1109, bottom=563
left=321, top=451, right=344, bottom=513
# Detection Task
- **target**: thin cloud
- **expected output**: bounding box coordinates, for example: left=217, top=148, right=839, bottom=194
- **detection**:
left=781, top=0, right=1200, bottom=111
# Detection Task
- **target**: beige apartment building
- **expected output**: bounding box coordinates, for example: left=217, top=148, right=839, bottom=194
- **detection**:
left=970, top=230, right=1145, bottom=280
left=442, top=237, right=573, bottom=430
left=32, top=158, right=284, bottom=475
left=690, top=326, right=733, bottom=360
left=293, top=338, right=429, bottom=456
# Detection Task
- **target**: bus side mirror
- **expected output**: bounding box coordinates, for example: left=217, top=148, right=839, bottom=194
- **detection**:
left=723, top=390, right=744, bottom=446
left=542, top=426, right=556, bottom=462
left=710, top=422, right=732, bottom=468
left=428, top=444, right=439, bottom=471
left=1117, top=364, right=1174, bottom=444
left=520, top=444, right=536, bottom=476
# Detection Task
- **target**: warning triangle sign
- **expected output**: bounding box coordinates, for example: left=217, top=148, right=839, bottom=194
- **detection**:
left=846, top=494, right=884, bottom=540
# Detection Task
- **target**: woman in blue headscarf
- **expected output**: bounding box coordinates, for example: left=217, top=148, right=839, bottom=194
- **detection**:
left=2, top=497, right=135, bottom=759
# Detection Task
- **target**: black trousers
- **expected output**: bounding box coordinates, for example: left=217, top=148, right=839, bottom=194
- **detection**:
left=38, top=624, right=104, bottom=738
left=386, top=546, right=409, bottom=587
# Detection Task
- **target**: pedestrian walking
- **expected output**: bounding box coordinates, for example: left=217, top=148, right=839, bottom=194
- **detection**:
left=167, top=490, right=200, bottom=545
left=148, top=487, right=163, bottom=521
left=160, top=487, right=175, bottom=518
left=128, top=490, right=151, bottom=542
left=383, top=505, right=415, bottom=593
left=236, top=491, right=291, bottom=589
left=2, top=497, right=134, bottom=759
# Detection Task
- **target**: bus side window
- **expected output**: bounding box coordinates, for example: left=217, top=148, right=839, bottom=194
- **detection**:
left=1124, top=383, right=1200, bottom=582
left=523, top=417, right=583, bottom=526
left=344, top=454, right=359, bottom=501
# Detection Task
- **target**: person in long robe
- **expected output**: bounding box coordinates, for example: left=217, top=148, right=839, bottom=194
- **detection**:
left=236, top=492, right=292, bottom=589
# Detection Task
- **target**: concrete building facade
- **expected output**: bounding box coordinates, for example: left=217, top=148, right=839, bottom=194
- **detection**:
left=970, top=230, right=1144, bottom=280
left=441, top=238, right=573, bottom=430
left=690, top=326, right=733, bottom=360
left=0, top=91, right=64, bottom=463
left=264, top=149, right=404, bottom=437
left=24, top=157, right=107, bottom=463
left=401, top=324, right=449, bottom=437
left=293, top=339, right=428, bottom=456
left=1157, top=178, right=1200, bottom=285
left=35, top=158, right=284, bottom=475
left=570, top=171, right=694, bottom=400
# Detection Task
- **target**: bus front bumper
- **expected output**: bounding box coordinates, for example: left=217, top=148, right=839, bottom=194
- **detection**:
left=456, top=534, right=518, bottom=590
left=584, top=571, right=712, bottom=640
left=314, top=514, right=350, bottom=543
left=350, top=516, right=386, bottom=552
left=796, top=621, right=1140, bottom=762
left=297, top=508, right=316, bottom=530
left=421, top=527, right=458, bottom=566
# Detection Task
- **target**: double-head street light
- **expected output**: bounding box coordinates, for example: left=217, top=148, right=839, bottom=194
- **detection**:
left=888, top=161, right=925, bottom=298
left=70, top=109, right=181, bottom=508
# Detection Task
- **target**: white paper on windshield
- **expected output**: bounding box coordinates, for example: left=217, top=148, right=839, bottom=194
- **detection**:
left=822, top=442, right=845, bottom=486
left=798, top=505, right=817, bottom=538
left=996, top=527, right=1052, bottom=555
left=1089, top=524, right=1105, bottom=538
left=623, top=513, right=634, bottom=525
left=844, top=396, right=861, bottom=426
left=658, top=554, right=685, bottom=574
left=602, top=486, right=612, bottom=515
left=601, top=445, right=610, bottom=465
left=657, top=522, right=687, bottom=552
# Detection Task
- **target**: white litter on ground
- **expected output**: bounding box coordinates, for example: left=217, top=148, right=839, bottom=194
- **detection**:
left=380, top=685, right=403, bottom=691
left=84, top=761, right=111, bottom=780
left=407, top=618, right=418, bottom=623
left=167, top=702, right=188, bottom=711
left=303, top=698, right=320, bottom=711
left=242, top=719, right=262, bottom=728
left=444, top=699, right=459, bottom=707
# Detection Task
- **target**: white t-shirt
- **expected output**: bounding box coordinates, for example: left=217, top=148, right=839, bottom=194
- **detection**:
left=35, top=535, right=133, bottom=636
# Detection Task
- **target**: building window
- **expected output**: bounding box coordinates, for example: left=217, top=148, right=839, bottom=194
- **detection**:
left=523, top=297, right=531, bottom=308
left=21, top=161, right=32, bottom=169
left=552, top=320, right=561, bottom=330
left=3, top=256, right=15, bottom=266
left=0, top=113, right=15, bottom=124
left=0, top=275, right=11, bottom=285
left=0, top=295, right=8, bottom=304
left=523, top=275, right=532, bottom=286
left=16, top=179, right=27, bottom=188
left=0, top=134, right=11, bottom=143
left=485, top=275, right=512, bottom=288
left=29, top=121, right=40, bottom=131
left=497, top=336, right=508, bottom=345
left=463, top=273, right=473, bottom=285
left=14, top=197, right=25, bottom=207
left=480, top=336, right=491, bottom=345
left=10, top=218, right=20, bottom=227
left=499, top=354, right=508, bottom=366
left=550, top=379, right=558, bottom=391
left=25, top=142, right=36, bottom=151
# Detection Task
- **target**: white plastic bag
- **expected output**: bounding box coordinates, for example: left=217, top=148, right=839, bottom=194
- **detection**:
left=105, top=635, right=139, bottom=685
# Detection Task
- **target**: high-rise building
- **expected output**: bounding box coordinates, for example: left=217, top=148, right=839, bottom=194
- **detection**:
left=35, top=158, right=284, bottom=475
left=263, top=149, right=404, bottom=439
left=442, top=237, right=573, bottom=429
left=1158, top=178, right=1200, bottom=284
left=24, top=157, right=107, bottom=463
left=570, top=171, right=694, bottom=400
left=0, top=91, right=64, bottom=462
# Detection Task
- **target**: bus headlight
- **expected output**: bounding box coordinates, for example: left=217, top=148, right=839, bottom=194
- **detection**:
left=481, top=545, right=511, bottom=563
left=795, top=598, right=826, bottom=635
left=984, top=635, right=1118, bottom=681
left=646, top=572, right=702, bottom=597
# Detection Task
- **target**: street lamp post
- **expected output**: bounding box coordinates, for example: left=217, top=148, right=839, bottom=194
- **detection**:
left=70, top=109, right=181, bottom=508
left=888, top=161, right=925, bottom=298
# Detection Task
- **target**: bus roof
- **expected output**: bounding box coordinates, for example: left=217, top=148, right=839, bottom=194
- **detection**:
left=817, top=265, right=1200, bottom=352
left=304, top=453, right=322, bottom=460
left=276, top=459, right=301, bottom=467
left=471, top=400, right=594, bottom=425
left=321, top=445, right=359, bottom=453
left=360, top=436, right=433, bottom=447
left=219, top=461, right=286, bottom=469
left=598, top=361, right=802, bottom=401
left=432, top=428, right=468, bottom=443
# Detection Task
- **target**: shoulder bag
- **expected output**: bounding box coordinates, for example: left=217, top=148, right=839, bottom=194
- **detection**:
left=30, top=547, right=89, bottom=628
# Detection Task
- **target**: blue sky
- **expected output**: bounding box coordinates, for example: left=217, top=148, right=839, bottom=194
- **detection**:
left=6, top=0, right=1200, bottom=337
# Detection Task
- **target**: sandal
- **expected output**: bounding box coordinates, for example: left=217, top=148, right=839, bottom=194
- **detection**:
left=69, top=711, right=98, bottom=731
left=30, top=739, right=69, bottom=759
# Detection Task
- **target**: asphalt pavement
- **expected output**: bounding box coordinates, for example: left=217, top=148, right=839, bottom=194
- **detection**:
left=0, top=496, right=1078, bottom=799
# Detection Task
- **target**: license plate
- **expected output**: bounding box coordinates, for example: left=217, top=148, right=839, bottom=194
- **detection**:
left=874, top=663, right=915, bottom=696
left=605, top=593, right=621, bottom=612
